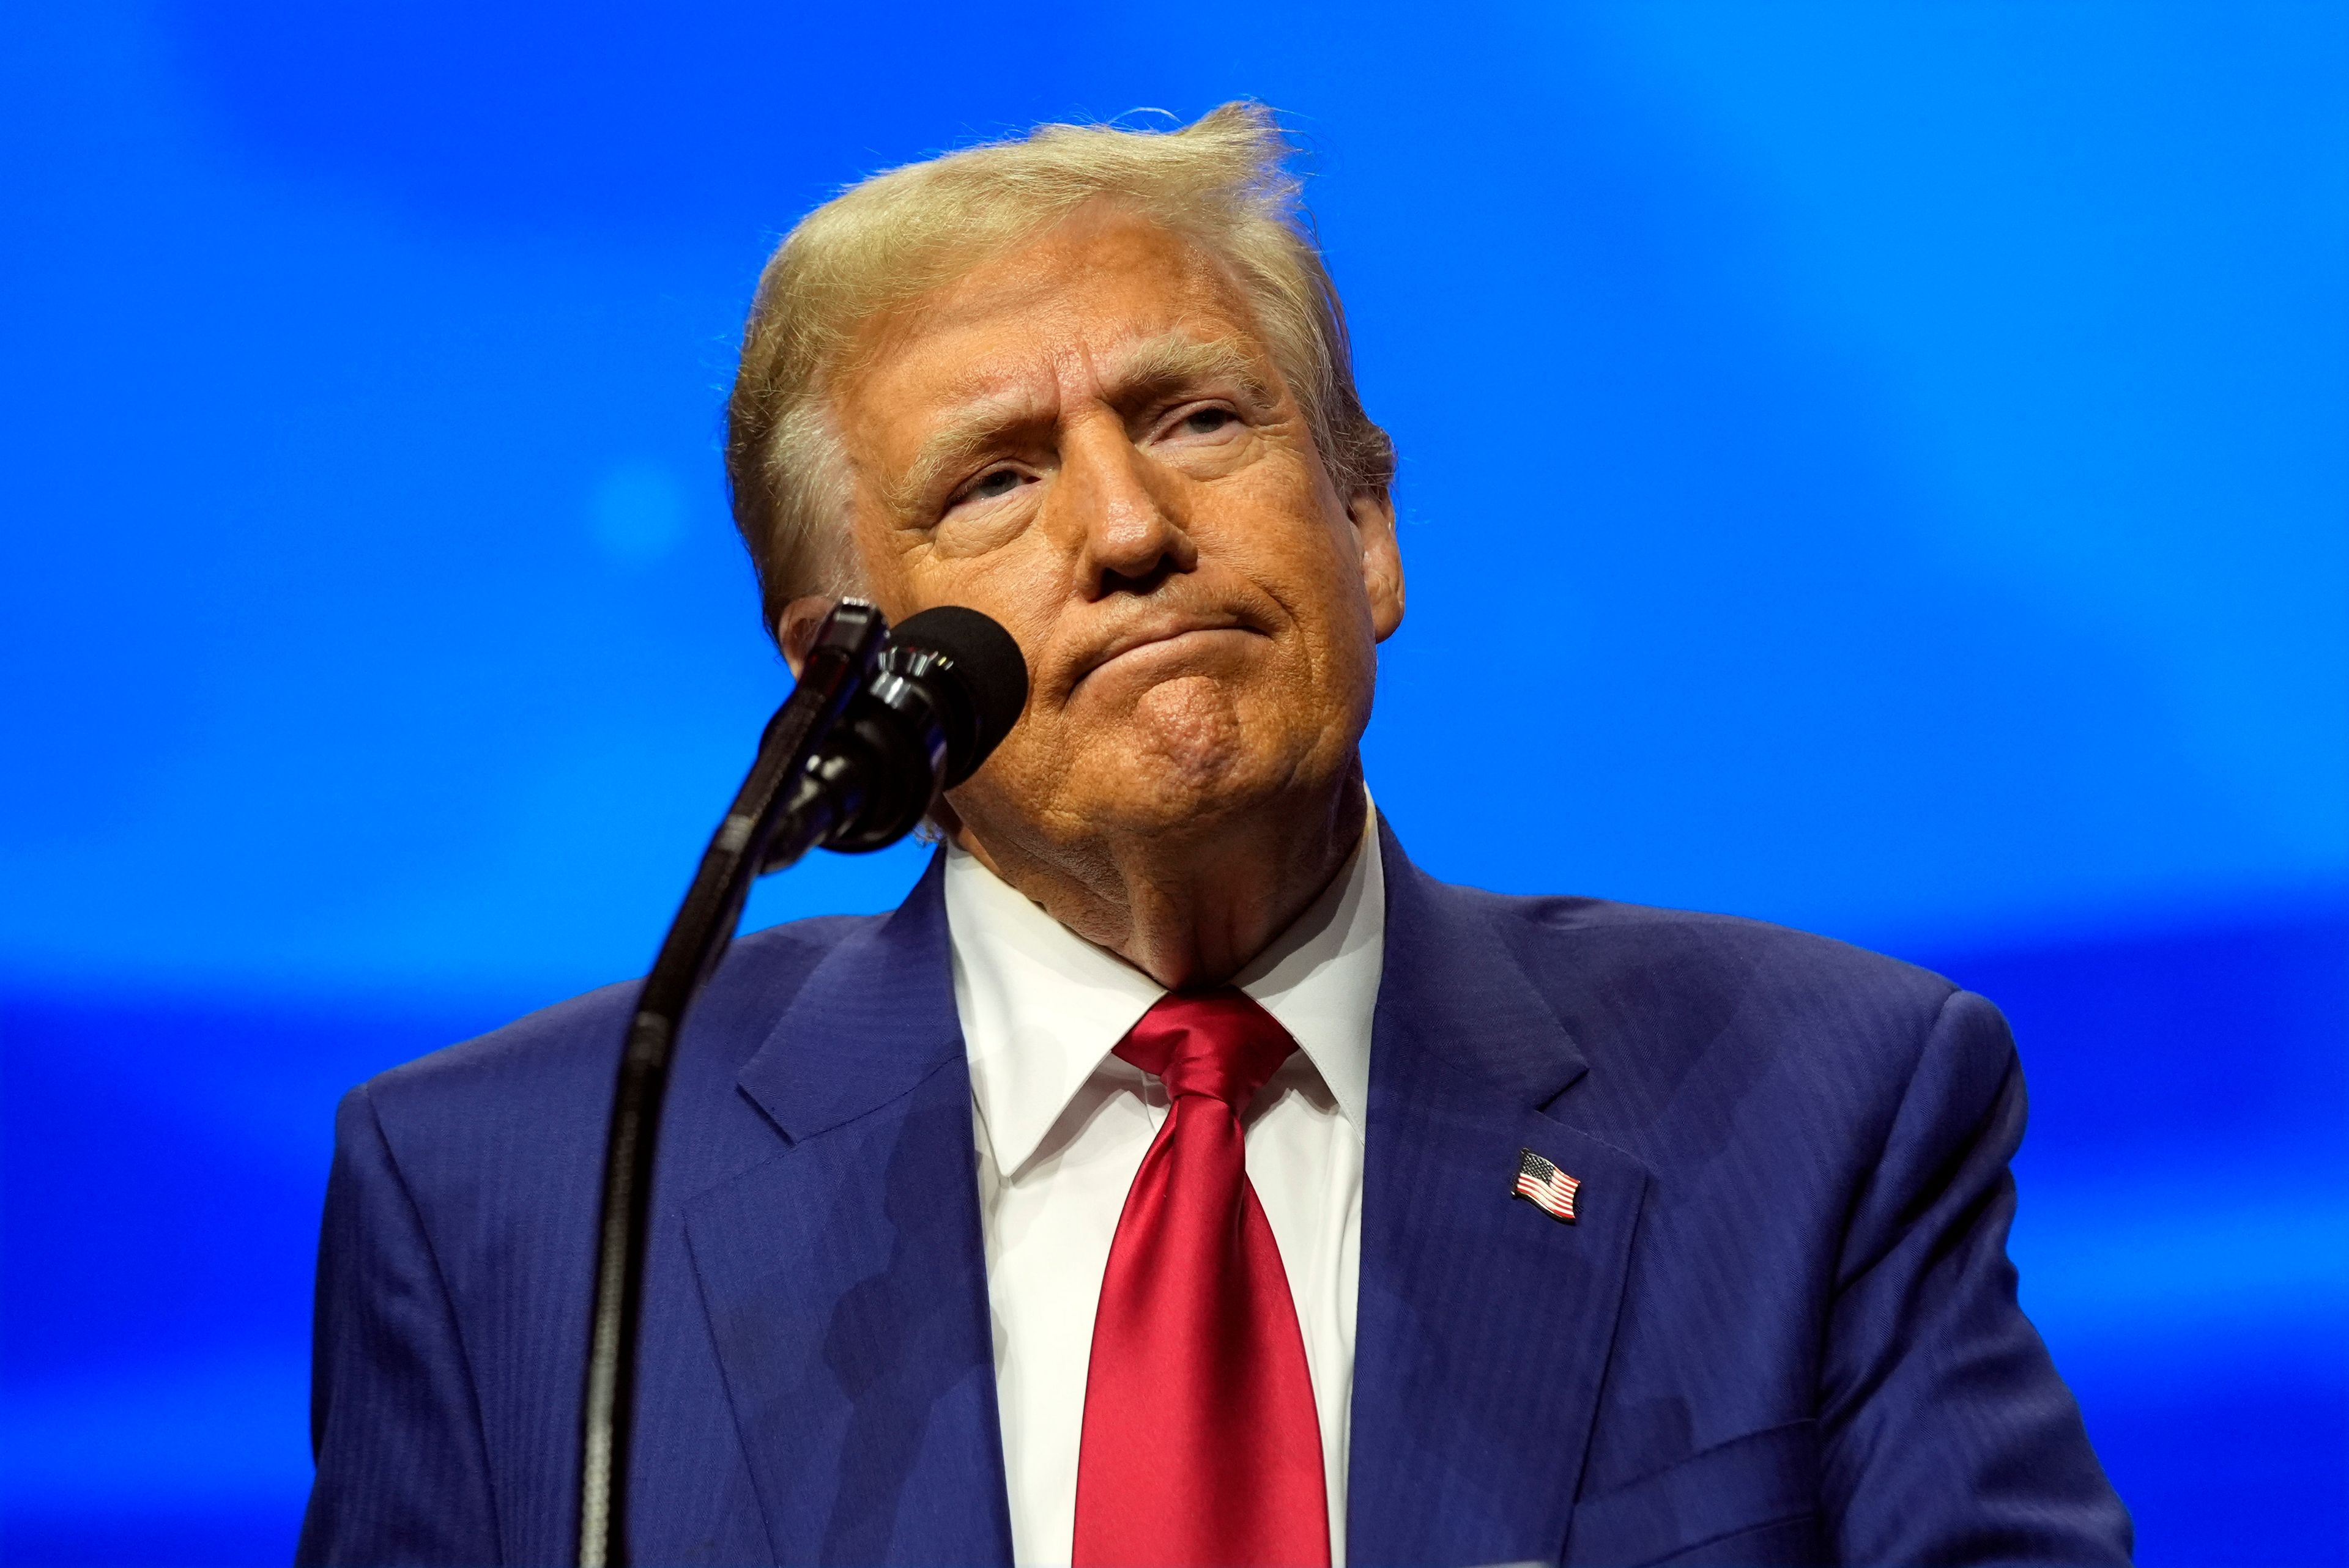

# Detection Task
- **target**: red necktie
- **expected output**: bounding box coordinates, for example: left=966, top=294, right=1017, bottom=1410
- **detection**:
left=1072, top=990, right=1330, bottom=1568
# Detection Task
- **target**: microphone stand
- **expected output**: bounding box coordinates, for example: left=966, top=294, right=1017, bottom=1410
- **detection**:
left=576, top=601, right=888, bottom=1568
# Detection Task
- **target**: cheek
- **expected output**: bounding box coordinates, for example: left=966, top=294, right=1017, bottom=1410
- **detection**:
left=1225, top=445, right=1357, bottom=560
left=1211, top=476, right=1377, bottom=651
left=927, top=489, right=1042, bottom=562
left=873, top=516, right=1066, bottom=665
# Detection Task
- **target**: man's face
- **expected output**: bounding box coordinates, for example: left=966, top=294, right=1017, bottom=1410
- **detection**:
left=825, top=206, right=1404, bottom=855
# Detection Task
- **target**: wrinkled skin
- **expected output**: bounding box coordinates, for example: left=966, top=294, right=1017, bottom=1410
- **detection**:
left=785, top=203, right=1404, bottom=988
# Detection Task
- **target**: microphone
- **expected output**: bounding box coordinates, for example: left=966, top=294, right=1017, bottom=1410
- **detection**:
left=779, top=604, right=1030, bottom=859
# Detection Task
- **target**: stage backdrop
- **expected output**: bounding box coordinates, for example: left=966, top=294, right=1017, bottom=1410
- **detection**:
left=3, top=3, right=2343, bottom=1563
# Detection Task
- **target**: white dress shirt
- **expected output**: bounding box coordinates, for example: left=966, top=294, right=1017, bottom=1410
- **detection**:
left=944, top=809, right=1385, bottom=1567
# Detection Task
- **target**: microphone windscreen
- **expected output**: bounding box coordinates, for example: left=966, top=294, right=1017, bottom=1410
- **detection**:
left=888, top=605, right=1029, bottom=784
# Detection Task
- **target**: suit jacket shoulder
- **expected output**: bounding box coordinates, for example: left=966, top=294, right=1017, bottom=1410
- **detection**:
left=362, top=912, right=870, bottom=1134
left=1465, top=881, right=1962, bottom=1085
left=1356, top=844, right=2126, bottom=1566
left=303, top=909, right=895, bottom=1566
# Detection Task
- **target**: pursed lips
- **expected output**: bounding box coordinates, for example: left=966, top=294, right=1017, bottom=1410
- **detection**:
left=1071, top=618, right=1260, bottom=690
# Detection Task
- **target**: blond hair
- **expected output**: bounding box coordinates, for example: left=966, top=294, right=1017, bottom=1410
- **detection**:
left=722, top=102, right=1395, bottom=638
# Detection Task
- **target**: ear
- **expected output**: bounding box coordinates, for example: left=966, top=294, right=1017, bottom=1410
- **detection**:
left=1348, top=490, right=1405, bottom=642
left=776, top=595, right=839, bottom=677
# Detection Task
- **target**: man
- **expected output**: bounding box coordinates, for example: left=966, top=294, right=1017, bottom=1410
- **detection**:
left=300, top=105, right=2131, bottom=1566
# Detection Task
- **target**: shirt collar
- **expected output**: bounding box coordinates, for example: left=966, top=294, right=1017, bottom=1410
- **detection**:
left=946, top=799, right=1386, bottom=1178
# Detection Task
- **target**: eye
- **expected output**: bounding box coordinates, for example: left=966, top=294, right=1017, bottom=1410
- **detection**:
left=955, top=466, right=1030, bottom=506
left=1180, top=407, right=1236, bottom=436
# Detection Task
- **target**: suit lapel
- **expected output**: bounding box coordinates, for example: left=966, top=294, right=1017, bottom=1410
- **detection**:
left=1349, top=826, right=1652, bottom=1567
left=682, top=855, right=1014, bottom=1566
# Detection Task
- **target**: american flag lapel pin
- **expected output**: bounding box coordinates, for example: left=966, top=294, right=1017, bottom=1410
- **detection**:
left=1512, top=1147, right=1581, bottom=1224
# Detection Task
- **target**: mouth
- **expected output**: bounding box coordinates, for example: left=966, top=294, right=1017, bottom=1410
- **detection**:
left=1072, top=617, right=1263, bottom=691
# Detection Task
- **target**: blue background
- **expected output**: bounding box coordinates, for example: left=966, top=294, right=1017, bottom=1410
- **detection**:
left=3, top=2, right=2343, bottom=1562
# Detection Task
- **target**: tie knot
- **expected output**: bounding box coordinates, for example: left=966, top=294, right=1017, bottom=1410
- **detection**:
left=1113, top=989, right=1297, bottom=1110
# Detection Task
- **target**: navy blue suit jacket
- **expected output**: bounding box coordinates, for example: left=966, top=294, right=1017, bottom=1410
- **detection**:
left=300, top=826, right=2130, bottom=1566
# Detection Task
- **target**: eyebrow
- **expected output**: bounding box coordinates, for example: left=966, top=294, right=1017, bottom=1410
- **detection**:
left=886, top=332, right=1278, bottom=517
left=1114, top=332, right=1278, bottom=413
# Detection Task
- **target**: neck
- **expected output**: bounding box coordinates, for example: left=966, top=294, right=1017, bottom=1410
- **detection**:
left=953, top=765, right=1370, bottom=991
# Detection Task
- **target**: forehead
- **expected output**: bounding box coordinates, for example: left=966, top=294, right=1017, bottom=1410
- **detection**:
left=834, top=211, right=1271, bottom=446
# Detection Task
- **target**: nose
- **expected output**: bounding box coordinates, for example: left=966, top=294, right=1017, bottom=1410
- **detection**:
left=1054, top=413, right=1198, bottom=600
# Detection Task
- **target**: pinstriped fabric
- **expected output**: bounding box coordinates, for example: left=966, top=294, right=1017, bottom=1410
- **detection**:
left=301, top=832, right=2129, bottom=1567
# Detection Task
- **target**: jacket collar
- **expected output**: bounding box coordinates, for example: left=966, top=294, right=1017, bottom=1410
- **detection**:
left=1346, top=819, right=1652, bottom=1566
left=1371, top=816, right=1591, bottom=1109
left=733, top=849, right=965, bottom=1146
left=689, top=850, right=1015, bottom=1565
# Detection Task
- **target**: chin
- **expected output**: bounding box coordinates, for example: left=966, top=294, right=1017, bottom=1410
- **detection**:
left=972, top=674, right=1357, bottom=846
left=1075, top=731, right=1334, bottom=843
